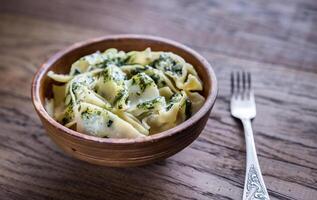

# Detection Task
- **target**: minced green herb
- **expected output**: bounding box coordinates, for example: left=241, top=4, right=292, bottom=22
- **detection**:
left=96, top=58, right=123, bottom=68
left=130, top=66, right=146, bottom=76
left=166, top=93, right=183, bottom=111
left=171, top=63, right=183, bottom=75
left=149, top=74, right=160, bottom=83
left=96, top=50, right=127, bottom=68
left=131, top=73, right=154, bottom=92
left=64, top=105, right=74, bottom=121
left=48, top=48, right=204, bottom=138
left=137, top=97, right=163, bottom=110
left=166, top=103, right=173, bottom=111
left=113, top=89, right=128, bottom=107
left=149, top=74, right=167, bottom=88
left=107, top=119, right=113, bottom=127
left=102, top=67, right=125, bottom=84
left=152, top=54, right=176, bottom=70
left=152, top=54, right=183, bottom=75
left=71, top=83, right=80, bottom=93
left=81, top=108, right=92, bottom=120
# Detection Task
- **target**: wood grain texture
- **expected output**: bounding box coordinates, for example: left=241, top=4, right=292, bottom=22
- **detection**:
left=0, top=0, right=316, bottom=199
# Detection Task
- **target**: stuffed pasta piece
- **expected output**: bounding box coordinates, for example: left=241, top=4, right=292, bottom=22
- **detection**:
left=45, top=48, right=206, bottom=138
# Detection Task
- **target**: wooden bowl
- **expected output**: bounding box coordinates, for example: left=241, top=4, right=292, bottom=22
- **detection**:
left=31, top=35, right=218, bottom=167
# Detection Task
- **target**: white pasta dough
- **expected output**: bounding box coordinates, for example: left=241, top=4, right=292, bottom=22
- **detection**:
left=76, top=102, right=144, bottom=138
left=45, top=48, right=205, bottom=138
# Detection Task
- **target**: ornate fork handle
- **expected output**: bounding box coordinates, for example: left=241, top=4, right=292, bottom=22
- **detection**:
left=241, top=119, right=270, bottom=200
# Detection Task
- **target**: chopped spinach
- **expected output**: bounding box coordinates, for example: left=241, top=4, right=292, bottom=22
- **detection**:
left=166, top=93, right=183, bottom=111
left=151, top=54, right=183, bottom=75
left=131, top=73, right=154, bottom=92
left=137, top=97, right=161, bottom=110
left=113, top=89, right=128, bottom=108
left=107, top=119, right=113, bottom=127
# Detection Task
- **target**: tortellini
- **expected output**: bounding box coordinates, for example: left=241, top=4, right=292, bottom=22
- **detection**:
left=46, top=48, right=205, bottom=138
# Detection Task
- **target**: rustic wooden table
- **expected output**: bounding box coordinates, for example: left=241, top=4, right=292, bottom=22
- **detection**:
left=1, top=0, right=317, bottom=199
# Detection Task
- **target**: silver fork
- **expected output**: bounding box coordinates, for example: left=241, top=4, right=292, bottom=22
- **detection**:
left=230, top=72, right=270, bottom=200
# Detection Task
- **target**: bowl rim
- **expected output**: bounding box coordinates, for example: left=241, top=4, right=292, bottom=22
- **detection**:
left=31, top=34, right=218, bottom=144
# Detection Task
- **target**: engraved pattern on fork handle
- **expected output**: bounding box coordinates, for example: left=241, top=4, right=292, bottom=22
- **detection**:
left=242, top=119, right=270, bottom=200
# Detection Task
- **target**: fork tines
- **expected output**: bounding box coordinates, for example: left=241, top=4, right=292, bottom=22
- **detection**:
left=231, top=71, right=252, bottom=99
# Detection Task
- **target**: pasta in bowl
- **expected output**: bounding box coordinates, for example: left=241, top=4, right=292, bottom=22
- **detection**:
left=32, top=35, right=217, bottom=167
left=46, top=48, right=205, bottom=138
